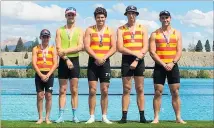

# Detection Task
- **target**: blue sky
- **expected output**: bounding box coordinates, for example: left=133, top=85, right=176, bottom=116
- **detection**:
left=1, top=1, right=213, bottom=49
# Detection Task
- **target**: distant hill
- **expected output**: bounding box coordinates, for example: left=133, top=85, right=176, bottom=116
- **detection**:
left=1, top=38, right=34, bottom=51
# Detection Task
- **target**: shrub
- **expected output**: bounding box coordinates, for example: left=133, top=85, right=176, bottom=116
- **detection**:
left=7, top=70, right=19, bottom=78
left=79, top=69, right=87, bottom=78
left=197, top=70, right=210, bottom=78
left=26, top=69, right=35, bottom=78
left=24, top=52, right=28, bottom=59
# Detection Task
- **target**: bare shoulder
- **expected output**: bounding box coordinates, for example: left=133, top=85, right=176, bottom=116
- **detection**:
left=86, top=25, right=95, bottom=33
left=151, top=30, right=157, bottom=37
left=173, top=28, right=181, bottom=35
left=56, top=28, right=62, bottom=35
left=107, top=26, right=115, bottom=35
left=32, top=46, right=38, bottom=53
left=118, top=24, right=125, bottom=30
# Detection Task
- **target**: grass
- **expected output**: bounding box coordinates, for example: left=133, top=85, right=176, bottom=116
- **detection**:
left=1, top=120, right=214, bottom=128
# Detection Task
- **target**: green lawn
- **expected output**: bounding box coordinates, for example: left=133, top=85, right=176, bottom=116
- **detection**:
left=1, top=120, right=214, bottom=128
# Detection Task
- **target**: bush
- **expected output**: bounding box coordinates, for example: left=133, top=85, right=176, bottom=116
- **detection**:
left=144, top=70, right=152, bottom=78
left=111, top=70, right=117, bottom=78
left=197, top=70, right=210, bottom=78
left=79, top=69, right=87, bottom=78
left=1, top=58, right=3, bottom=66
left=54, top=69, right=58, bottom=77
left=26, top=69, right=35, bottom=78
left=180, top=70, right=197, bottom=78
left=7, top=70, right=19, bottom=78
left=24, top=52, right=28, bottom=59
left=15, top=59, right=18, bottom=65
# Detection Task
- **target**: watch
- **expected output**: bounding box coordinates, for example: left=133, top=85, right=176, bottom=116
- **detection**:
left=64, top=56, right=69, bottom=61
left=135, top=58, right=140, bottom=61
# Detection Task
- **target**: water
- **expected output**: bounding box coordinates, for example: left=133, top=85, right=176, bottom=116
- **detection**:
left=1, top=78, right=213, bottom=121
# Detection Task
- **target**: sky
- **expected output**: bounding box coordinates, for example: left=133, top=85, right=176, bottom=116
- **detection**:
left=1, top=0, right=213, bottom=49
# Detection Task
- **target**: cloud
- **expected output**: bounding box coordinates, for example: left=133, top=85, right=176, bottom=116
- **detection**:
left=106, top=9, right=113, bottom=13
left=176, top=10, right=213, bottom=28
left=93, top=3, right=104, bottom=8
left=112, top=3, right=126, bottom=14
left=136, top=20, right=159, bottom=33
left=1, top=1, right=77, bottom=22
left=138, top=8, right=159, bottom=21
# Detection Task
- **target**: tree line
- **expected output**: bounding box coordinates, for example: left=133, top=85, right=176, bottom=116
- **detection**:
left=3, top=37, right=39, bottom=52
left=183, top=40, right=213, bottom=52
left=3, top=37, right=214, bottom=52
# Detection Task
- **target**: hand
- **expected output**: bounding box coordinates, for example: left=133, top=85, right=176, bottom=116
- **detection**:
left=78, top=45, right=84, bottom=52
left=95, top=58, right=106, bottom=66
left=66, top=59, right=74, bottom=69
left=58, top=49, right=66, bottom=57
left=135, top=52, right=144, bottom=60
left=163, top=62, right=174, bottom=71
left=40, top=74, right=49, bottom=82
left=166, top=62, right=175, bottom=71
left=130, top=60, right=138, bottom=70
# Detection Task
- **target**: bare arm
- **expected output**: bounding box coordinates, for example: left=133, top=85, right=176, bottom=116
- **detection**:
left=55, top=29, right=61, bottom=52
left=47, top=47, right=58, bottom=77
left=84, top=27, right=99, bottom=60
left=173, top=30, right=182, bottom=63
left=32, top=47, right=43, bottom=77
left=55, top=28, right=69, bottom=60
left=103, top=28, right=116, bottom=60
left=117, top=28, right=138, bottom=56
left=64, top=28, right=84, bottom=54
left=149, top=33, right=165, bottom=66
left=140, top=27, right=149, bottom=55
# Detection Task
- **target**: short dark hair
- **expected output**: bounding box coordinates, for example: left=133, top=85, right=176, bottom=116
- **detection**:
left=94, top=7, right=107, bottom=18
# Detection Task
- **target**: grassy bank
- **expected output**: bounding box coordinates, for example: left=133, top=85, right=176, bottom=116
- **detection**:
left=0, top=69, right=213, bottom=78
left=1, top=120, right=214, bottom=128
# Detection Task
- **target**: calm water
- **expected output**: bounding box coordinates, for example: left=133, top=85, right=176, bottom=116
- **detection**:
left=1, top=78, right=213, bottom=121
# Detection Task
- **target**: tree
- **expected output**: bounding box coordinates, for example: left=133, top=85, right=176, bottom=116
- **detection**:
left=182, top=48, right=186, bottom=52
left=24, top=52, right=28, bottom=59
left=188, top=43, right=195, bottom=52
left=15, top=59, right=18, bottom=65
left=4, top=45, right=9, bottom=52
left=204, top=40, right=211, bottom=52
left=1, top=58, right=4, bottom=66
left=195, top=40, right=203, bottom=52
left=28, top=38, right=39, bottom=52
left=14, top=37, right=24, bottom=52
left=34, top=37, right=39, bottom=46
left=213, top=41, right=214, bottom=51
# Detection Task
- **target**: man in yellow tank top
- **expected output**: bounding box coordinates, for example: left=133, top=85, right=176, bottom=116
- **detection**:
left=32, top=29, right=58, bottom=124
left=149, top=10, right=186, bottom=124
left=55, top=7, right=84, bottom=123
left=84, top=7, right=116, bottom=124
left=117, top=5, right=148, bottom=123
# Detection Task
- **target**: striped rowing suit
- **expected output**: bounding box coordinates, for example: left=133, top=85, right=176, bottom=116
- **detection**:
left=153, top=28, right=180, bottom=84
left=119, top=23, right=145, bottom=77
left=155, top=28, right=177, bottom=63
left=35, top=44, right=55, bottom=92
left=36, top=45, right=54, bottom=71
left=87, top=25, right=111, bottom=83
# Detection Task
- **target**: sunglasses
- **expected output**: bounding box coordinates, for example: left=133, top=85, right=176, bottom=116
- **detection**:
left=66, top=7, right=76, bottom=12
left=41, top=35, right=50, bottom=39
left=160, top=16, right=170, bottom=20
left=66, top=13, right=76, bottom=17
